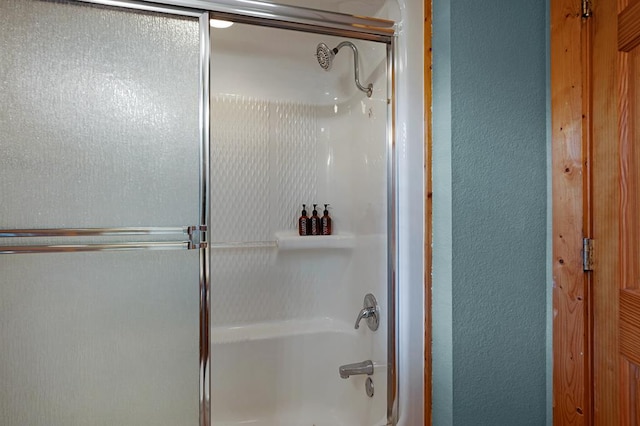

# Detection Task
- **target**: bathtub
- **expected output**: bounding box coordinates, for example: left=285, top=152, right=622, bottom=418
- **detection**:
left=211, top=318, right=388, bottom=426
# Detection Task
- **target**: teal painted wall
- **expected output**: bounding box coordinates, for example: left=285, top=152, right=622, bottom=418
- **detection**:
left=432, top=0, right=549, bottom=424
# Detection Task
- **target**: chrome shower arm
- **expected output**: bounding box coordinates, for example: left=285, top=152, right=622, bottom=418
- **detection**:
left=335, top=41, right=373, bottom=98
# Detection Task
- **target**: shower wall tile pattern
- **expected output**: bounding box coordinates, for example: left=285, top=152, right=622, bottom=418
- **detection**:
left=210, top=96, right=270, bottom=242
left=210, top=95, right=320, bottom=325
left=275, top=102, right=318, bottom=231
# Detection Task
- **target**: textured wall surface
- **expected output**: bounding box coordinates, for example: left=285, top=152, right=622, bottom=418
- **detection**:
left=432, top=0, right=548, bottom=424
left=208, top=93, right=388, bottom=327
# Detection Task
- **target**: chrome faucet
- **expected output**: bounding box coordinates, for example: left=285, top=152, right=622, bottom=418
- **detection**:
left=339, top=360, right=374, bottom=379
left=354, top=293, right=379, bottom=331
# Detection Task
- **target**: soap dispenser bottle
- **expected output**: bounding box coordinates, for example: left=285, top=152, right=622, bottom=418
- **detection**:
left=298, top=204, right=310, bottom=236
left=310, top=204, right=320, bottom=235
left=320, top=204, right=332, bottom=235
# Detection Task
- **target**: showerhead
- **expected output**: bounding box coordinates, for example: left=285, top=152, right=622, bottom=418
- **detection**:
left=315, top=41, right=373, bottom=98
left=316, top=43, right=335, bottom=71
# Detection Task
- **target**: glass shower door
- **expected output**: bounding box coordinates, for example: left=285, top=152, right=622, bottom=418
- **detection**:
left=0, top=0, right=207, bottom=424
left=0, top=251, right=200, bottom=425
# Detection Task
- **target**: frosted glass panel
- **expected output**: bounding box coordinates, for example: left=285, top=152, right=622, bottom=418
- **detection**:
left=0, top=0, right=201, bottom=228
left=0, top=250, right=199, bottom=426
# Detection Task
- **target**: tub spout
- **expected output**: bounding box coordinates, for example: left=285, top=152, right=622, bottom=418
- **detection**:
left=339, top=360, right=374, bottom=379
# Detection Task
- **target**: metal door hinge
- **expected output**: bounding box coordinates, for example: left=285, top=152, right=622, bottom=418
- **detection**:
left=583, top=237, right=593, bottom=271
left=187, top=225, right=208, bottom=249
left=582, top=0, right=592, bottom=18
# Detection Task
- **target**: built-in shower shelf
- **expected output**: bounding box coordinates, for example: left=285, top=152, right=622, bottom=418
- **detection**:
left=275, top=231, right=355, bottom=250
left=212, top=318, right=356, bottom=344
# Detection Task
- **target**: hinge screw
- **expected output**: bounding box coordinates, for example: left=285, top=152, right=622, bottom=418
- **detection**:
left=582, top=0, right=592, bottom=18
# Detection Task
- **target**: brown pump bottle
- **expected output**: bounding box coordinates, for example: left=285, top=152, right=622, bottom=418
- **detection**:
left=309, top=204, right=321, bottom=235
left=320, top=204, right=332, bottom=235
left=298, top=204, right=310, bottom=236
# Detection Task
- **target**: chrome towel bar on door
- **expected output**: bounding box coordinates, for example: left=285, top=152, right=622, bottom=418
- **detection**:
left=0, top=241, right=192, bottom=254
left=0, top=226, right=208, bottom=254
left=0, top=227, right=190, bottom=238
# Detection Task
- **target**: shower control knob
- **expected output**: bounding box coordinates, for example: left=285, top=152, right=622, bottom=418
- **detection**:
left=354, top=293, right=379, bottom=331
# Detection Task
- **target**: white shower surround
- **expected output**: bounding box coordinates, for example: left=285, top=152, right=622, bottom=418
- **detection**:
left=207, top=0, right=424, bottom=424
left=209, top=20, right=390, bottom=424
